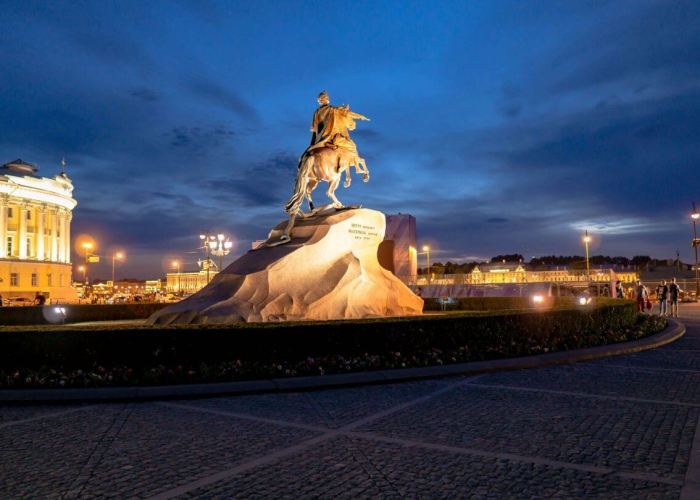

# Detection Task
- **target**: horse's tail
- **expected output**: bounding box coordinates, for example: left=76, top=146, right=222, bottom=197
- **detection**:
left=285, top=154, right=313, bottom=214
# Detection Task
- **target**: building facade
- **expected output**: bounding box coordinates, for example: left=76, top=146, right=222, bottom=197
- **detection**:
left=416, top=264, right=638, bottom=286
left=165, top=259, right=218, bottom=294
left=0, top=159, right=77, bottom=301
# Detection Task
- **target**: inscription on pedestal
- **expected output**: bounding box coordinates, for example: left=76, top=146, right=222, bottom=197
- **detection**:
left=348, top=222, right=379, bottom=241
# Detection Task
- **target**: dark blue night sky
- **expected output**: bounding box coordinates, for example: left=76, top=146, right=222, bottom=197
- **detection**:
left=1, top=0, right=699, bottom=278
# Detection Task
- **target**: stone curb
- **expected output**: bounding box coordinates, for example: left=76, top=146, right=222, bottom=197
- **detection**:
left=0, top=319, right=685, bottom=404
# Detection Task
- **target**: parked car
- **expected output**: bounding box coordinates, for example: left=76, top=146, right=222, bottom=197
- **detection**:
left=106, top=294, right=129, bottom=304
left=5, top=297, right=34, bottom=307
left=159, top=293, right=181, bottom=303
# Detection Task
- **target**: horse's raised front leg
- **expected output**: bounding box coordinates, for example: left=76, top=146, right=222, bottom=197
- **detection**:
left=358, top=157, right=369, bottom=182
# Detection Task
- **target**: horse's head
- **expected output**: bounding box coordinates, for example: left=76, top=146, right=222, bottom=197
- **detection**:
left=339, top=106, right=357, bottom=131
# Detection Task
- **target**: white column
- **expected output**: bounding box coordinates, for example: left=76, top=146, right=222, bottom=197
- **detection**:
left=64, top=213, right=72, bottom=263
left=50, top=208, right=59, bottom=262
left=36, top=206, right=45, bottom=261
left=57, top=211, right=66, bottom=263
left=0, top=196, right=7, bottom=259
left=18, top=204, right=27, bottom=259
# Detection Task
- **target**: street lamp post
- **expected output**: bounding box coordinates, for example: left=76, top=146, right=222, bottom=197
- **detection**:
left=200, top=233, right=234, bottom=284
left=81, top=242, right=93, bottom=287
left=199, top=233, right=217, bottom=284
left=418, top=245, right=431, bottom=283
left=583, top=230, right=591, bottom=280
left=210, top=234, right=234, bottom=271
left=172, top=260, right=181, bottom=294
left=692, top=202, right=700, bottom=298
left=112, top=252, right=124, bottom=293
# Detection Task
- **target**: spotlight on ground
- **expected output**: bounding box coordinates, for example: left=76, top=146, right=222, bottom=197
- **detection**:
left=42, top=306, right=67, bottom=324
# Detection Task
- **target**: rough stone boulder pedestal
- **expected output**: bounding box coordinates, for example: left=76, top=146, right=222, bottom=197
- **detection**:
left=148, top=208, right=424, bottom=324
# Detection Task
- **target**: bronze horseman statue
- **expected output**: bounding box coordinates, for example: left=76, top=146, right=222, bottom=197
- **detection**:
left=277, top=91, right=370, bottom=244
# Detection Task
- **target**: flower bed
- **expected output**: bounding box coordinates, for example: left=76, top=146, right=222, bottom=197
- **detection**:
left=0, top=300, right=665, bottom=389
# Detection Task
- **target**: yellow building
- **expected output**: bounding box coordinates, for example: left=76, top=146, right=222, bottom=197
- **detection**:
left=166, top=260, right=218, bottom=294
left=416, top=264, right=638, bottom=286
left=0, top=159, right=77, bottom=302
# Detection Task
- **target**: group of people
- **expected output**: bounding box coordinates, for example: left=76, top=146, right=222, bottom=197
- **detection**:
left=626, top=278, right=682, bottom=317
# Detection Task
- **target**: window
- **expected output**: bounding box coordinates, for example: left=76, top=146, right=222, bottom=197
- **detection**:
left=26, top=211, right=31, bottom=220
left=47, top=273, right=52, bottom=286
left=31, top=273, right=37, bottom=286
left=7, top=207, right=13, bottom=218
left=6, top=236, right=12, bottom=256
left=10, top=273, right=18, bottom=286
left=26, top=238, right=31, bottom=257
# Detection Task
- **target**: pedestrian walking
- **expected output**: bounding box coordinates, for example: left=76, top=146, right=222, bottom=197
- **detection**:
left=635, top=280, right=648, bottom=313
left=669, top=278, right=682, bottom=318
left=615, top=280, right=624, bottom=299
left=655, top=281, right=668, bottom=316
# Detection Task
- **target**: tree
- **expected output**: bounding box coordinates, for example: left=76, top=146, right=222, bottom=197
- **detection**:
left=630, top=255, right=651, bottom=269
left=489, top=254, right=524, bottom=263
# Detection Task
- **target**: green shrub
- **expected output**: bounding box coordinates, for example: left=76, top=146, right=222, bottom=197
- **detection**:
left=423, top=296, right=590, bottom=311
left=0, top=300, right=661, bottom=389
left=0, top=303, right=167, bottom=326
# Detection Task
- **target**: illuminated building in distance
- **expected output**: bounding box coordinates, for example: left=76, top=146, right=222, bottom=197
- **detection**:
left=0, top=159, right=77, bottom=301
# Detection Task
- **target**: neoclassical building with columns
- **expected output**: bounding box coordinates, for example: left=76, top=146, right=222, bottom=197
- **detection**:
left=0, top=159, right=77, bottom=301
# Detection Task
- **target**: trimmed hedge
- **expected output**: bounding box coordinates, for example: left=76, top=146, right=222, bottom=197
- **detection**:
left=422, top=296, right=578, bottom=311
left=0, top=301, right=648, bottom=385
left=0, top=303, right=167, bottom=326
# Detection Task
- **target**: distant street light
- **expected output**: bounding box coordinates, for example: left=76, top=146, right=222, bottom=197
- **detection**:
left=583, top=230, right=591, bottom=280
left=419, top=245, right=431, bottom=283
left=81, top=242, right=93, bottom=287
left=112, top=251, right=125, bottom=293
left=692, top=202, right=700, bottom=298
left=78, top=265, right=85, bottom=282
left=172, top=260, right=181, bottom=293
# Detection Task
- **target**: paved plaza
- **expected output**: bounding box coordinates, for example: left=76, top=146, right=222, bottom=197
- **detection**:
left=2, top=305, right=700, bottom=498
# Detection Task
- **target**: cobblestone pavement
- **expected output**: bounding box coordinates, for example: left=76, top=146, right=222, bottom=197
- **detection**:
left=3, top=305, right=700, bottom=498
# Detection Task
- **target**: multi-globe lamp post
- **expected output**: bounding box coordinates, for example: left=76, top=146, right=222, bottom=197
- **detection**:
left=692, top=202, right=700, bottom=298
left=199, top=233, right=216, bottom=284
left=209, top=234, right=234, bottom=273
left=199, top=233, right=233, bottom=284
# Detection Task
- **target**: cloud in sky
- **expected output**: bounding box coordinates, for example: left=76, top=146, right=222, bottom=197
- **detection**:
left=0, top=0, right=699, bottom=277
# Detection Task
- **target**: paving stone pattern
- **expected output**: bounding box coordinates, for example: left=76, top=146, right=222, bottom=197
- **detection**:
left=2, top=304, right=700, bottom=498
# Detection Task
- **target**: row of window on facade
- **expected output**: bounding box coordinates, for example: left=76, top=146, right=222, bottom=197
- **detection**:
left=5, top=234, right=62, bottom=257
left=5, top=206, right=62, bottom=220
left=5, top=272, right=65, bottom=287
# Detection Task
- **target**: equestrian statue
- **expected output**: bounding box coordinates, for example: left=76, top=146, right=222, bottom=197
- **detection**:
left=276, top=91, right=371, bottom=244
